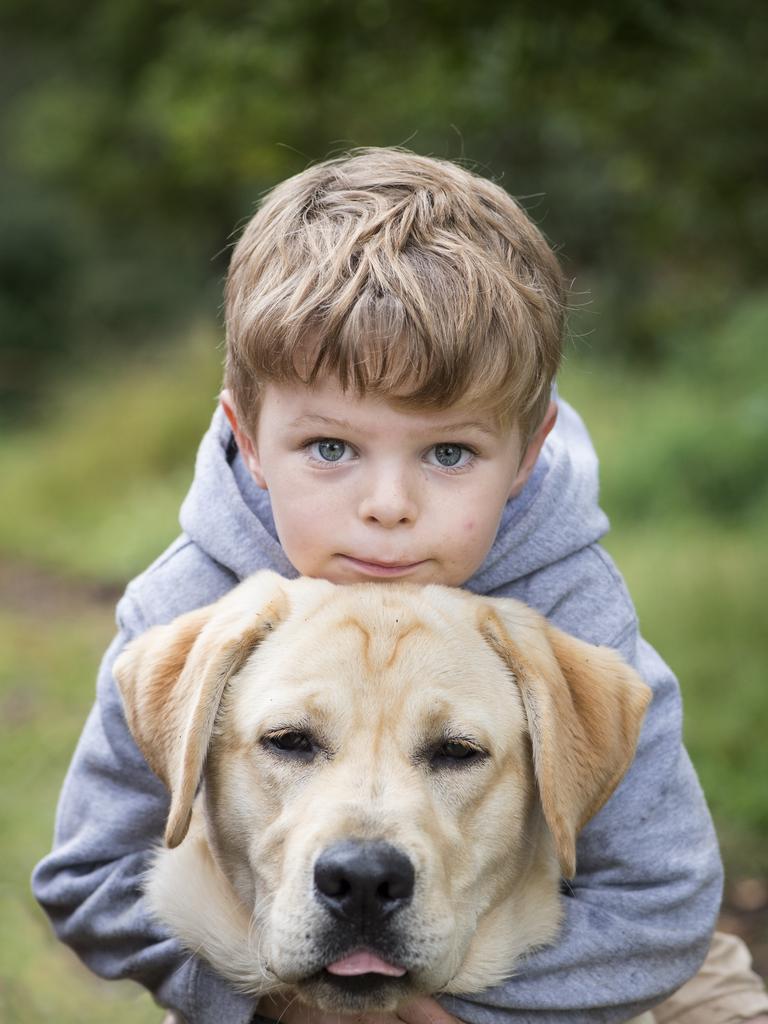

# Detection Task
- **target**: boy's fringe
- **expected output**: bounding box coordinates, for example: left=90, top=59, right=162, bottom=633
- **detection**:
left=225, top=148, right=565, bottom=440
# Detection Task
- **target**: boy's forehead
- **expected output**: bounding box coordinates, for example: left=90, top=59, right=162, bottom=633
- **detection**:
left=256, top=378, right=518, bottom=439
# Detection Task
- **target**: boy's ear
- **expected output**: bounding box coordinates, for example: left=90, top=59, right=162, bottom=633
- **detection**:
left=478, top=599, right=651, bottom=878
left=114, top=571, right=290, bottom=848
left=508, top=400, right=557, bottom=498
left=219, top=389, right=267, bottom=489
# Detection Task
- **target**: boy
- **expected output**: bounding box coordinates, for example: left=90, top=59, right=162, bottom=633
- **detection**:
left=33, top=149, right=767, bottom=1024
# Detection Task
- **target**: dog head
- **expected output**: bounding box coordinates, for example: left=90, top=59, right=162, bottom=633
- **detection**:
left=115, top=572, right=650, bottom=1010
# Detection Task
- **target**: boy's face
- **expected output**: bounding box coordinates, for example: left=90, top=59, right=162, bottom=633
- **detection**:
left=221, top=380, right=555, bottom=588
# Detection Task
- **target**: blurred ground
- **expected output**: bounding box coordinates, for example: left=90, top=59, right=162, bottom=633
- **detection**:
left=721, top=879, right=768, bottom=980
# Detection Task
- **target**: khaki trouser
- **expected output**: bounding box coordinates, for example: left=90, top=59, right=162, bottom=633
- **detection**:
left=651, top=931, right=768, bottom=1024
left=161, top=931, right=768, bottom=1024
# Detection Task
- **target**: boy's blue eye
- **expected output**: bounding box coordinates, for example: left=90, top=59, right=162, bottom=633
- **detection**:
left=431, top=443, right=471, bottom=468
left=314, top=439, right=347, bottom=462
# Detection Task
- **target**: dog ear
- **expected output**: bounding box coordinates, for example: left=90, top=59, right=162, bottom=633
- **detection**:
left=479, top=602, right=651, bottom=878
left=114, top=571, right=290, bottom=848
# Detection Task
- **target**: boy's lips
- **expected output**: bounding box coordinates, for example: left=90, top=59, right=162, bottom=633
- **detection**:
left=340, top=555, right=427, bottom=578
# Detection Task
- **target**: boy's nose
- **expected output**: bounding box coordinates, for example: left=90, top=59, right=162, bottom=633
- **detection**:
left=358, top=470, right=417, bottom=527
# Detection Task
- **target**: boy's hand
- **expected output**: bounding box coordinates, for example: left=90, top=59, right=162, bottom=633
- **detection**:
left=396, top=996, right=463, bottom=1024
left=256, top=994, right=463, bottom=1024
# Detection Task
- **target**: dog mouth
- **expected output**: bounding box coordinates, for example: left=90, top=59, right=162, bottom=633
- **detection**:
left=325, top=950, right=407, bottom=978
left=301, top=948, right=411, bottom=1008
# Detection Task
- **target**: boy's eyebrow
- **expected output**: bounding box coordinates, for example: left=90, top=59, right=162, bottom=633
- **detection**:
left=290, top=414, right=359, bottom=433
left=289, top=414, right=501, bottom=437
left=435, top=421, right=502, bottom=437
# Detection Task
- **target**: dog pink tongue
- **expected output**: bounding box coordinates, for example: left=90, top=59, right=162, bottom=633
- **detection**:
left=326, top=951, right=406, bottom=977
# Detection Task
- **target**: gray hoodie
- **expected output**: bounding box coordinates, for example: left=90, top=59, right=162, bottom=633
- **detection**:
left=32, top=398, right=722, bottom=1024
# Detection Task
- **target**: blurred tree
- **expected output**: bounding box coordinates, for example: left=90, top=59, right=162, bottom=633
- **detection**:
left=1, top=0, right=766, bottom=415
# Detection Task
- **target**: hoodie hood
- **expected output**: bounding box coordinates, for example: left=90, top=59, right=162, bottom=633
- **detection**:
left=179, top=398, right=609, bottom=590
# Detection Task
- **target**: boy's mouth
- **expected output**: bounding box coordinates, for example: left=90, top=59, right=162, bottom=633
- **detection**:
left=340, top=556, right=428, bottom=578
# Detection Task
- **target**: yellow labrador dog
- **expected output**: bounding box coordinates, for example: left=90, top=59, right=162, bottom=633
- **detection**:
left=115, top=571, right=650, bottom=1016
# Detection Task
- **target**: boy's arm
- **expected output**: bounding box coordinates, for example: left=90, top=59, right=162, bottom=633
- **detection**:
left=31, top=610, right=259, bottom=1024
left=438, top=622, right=723, bottom=1024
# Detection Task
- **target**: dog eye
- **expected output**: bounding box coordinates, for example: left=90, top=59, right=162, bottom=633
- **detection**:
left=432, top=740, right=485, bottom=767
left=264, top=731, right=316, bottom=760
left=440, top=741, right=476, bottom=759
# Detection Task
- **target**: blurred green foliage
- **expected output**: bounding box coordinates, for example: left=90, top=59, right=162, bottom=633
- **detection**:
left=569, top=297, right=768, bottom=526
left=0, top=326, right=223, bottom=579
left=1, top=0, right=767, bottom=418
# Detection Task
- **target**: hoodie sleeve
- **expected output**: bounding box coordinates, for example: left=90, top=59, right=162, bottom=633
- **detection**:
left=31, top=595, right=259, bottom=1024
left=439, top=613, right=723, bottom=1024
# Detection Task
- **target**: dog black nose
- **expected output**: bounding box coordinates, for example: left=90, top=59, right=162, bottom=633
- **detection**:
left=314, top=840, right=415, bottom=924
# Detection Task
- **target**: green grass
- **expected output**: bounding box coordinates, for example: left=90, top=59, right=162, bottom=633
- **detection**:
left=0, top=605, right=160, bottom=1023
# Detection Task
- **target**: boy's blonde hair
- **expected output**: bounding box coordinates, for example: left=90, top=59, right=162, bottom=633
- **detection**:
left=225, top=148, right=565, bottom=441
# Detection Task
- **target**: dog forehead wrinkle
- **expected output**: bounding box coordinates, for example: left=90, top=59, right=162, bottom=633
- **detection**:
left=330, top=613, right=433, bottom=673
